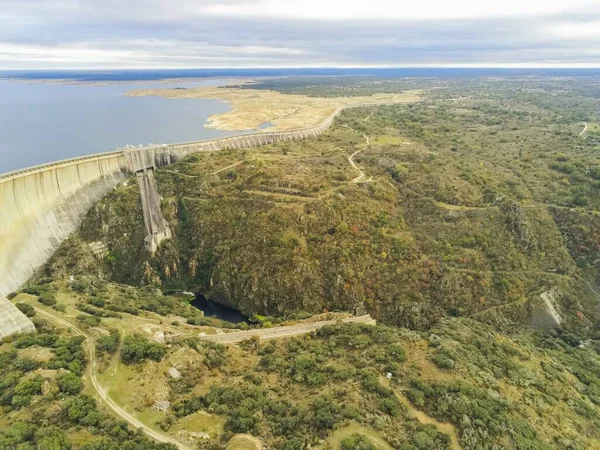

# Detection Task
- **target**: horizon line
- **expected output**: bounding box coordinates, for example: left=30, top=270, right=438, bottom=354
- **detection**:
left=2, top=64, right=600, bottom=71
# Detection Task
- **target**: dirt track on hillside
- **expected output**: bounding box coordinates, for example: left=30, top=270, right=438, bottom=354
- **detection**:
left=198, top=315, right=376, bottom=344
left=35, top=307, right=192, bottom=450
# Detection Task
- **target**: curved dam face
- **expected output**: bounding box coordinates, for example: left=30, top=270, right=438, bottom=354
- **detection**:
left=0, top=109, right=342, bottom=338
left=0, top=152, right=130, bottom=338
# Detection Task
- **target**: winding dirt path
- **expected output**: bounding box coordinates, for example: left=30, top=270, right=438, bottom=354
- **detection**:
left=196, top=315, right=375, bottom=344
left=342, top=125, right=373, bottom=183
left=211, top=160, right=246, bottom=175
left=348, top=135, right=373, bottom=183
left=379, top=376, right=461, bottom=449
left=580, top=122, right=588, bottom=136
left=35, top=307, right=191, bottom=450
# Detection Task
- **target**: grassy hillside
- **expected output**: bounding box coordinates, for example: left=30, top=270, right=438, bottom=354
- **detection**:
left=44, top=76, right=600, bottom=334
left=8, top=74, right=600, bottom=450
left=4, top=281, right=600, bottom=449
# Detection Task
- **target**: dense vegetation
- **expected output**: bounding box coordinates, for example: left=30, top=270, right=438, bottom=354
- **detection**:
left=5, top=304, right=600, bottom=449
left=226, top=76, right=444, bottom=97
left=0, top=323, right=175, bottom=450
left=163, top=321, right=600, bottom=449
left=46, top=76, right=600, bottom=335
left=340, top=434, right=377, bottom=450
left=9, top=75, right=600, bottom=448
left=121, top=334, right=167, bottom=364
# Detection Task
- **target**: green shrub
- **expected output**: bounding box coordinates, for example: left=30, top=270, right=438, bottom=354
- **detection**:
left=387, top=343, right=406, bottom=363
left=121, top=335, right=166, bottom=364
left=341, top=433, right=377, bottom=450
left=96, top=329, right=120, bottom=355
left=76, top=314, right=101, bottom=329
left=70, top=279, right=92, bottom=294
left=15, top=303, right=35, bottom=317
left=38, top=292, right=57, bottom=306
left=46, top=336, right=87, bottom=375
left=431, top=352, right=455, bottom=370
left=410, top=424, right=451, bottom=450
left=57, top=371, right=83, bottom=395
left=378, top=397, right=401, bottom=417
left=200, top=342, right=228, bottom=369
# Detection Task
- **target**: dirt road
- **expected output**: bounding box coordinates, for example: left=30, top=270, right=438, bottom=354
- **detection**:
left=34, top=306, right=372, bottom=444
left=348, top=135, right=373, bottom=183
left=35, top=307, right=192, bottom=450
left=379, top=375, right=462, bottom=449
left=342, top=125, right=373, bottom=183
left=211, top=160, right=245, bottom=175
left=580, top=122, right=588, bottom=136
left=198, top=315, right=375, bottom=344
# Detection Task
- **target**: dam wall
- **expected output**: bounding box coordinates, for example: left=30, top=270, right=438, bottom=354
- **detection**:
left=124, top=106, right=338, bottom=169
left=123, top=107, right=340, bottom=252
left=0, top=102, right=385, bottom=337
left=0, top=152, right=130, bottom=337
left=0, top=152, right=130, bottom=298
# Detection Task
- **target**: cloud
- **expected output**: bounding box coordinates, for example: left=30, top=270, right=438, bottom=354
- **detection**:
left=197, top=0, right=597, bottom=21
left=0, top=0, right=599, bottom=68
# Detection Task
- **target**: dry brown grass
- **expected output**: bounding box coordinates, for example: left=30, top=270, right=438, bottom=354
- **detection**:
left=226, top=434, right=263, bottom=450
left=125, top=85, right=422, bottom=131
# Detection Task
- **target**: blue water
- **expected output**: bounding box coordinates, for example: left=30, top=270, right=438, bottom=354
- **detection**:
left=2, top=68, right=599, bottom=174
left=2, top=68, right=600, bottom=81
left=257, top=121, right=275, bottom=129
left=0, top=78, right=242, bottom=174
left=192, top=294, right=250, bottom=324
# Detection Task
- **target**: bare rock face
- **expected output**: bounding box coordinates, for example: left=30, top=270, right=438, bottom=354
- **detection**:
left=154, top=330, right=166, bottom=344
left=168, top=367, right=182, bottom=379
left=88, top=241, right=109, bottom=258
left=42, top=380, right=52, bottom=395
left=531, top=290, right=563, bottom=330
left=153, top=400, right=170, bottom=411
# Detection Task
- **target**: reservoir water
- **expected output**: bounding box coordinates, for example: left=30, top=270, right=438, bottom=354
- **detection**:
left=3, top=67, right=597, bottom=175
left=0, top=78, right=241, bottom=174
left=192, top=294, right=250, bottom=324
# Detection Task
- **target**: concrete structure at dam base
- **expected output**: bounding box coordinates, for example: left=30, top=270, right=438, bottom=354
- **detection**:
left=0, top=103, right=394, bottom=338
left=0, top=300, right=36, bottom=339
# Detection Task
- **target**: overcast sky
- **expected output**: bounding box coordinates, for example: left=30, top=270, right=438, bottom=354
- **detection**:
left=1, top=0, right=600, bottom=69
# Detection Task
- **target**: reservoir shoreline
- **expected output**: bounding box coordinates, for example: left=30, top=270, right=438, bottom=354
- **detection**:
left=0, top=78, right=246, bottom=174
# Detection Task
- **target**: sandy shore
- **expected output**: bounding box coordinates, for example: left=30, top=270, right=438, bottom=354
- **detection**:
left=125, top=84, right=422, bottom=131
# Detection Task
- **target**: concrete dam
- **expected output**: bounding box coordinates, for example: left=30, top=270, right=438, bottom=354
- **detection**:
left=0, top=107, right=350, bottom=338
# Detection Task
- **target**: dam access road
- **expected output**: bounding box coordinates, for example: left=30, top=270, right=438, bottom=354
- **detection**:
left=0, top=100, right=409, bottom=338
left=35, top=302, right=374, bottom=450
left=196, top=315, right=376, bottom=344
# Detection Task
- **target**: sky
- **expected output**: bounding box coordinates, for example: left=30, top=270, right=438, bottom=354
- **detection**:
left=1, top=0, right=600, bottom=69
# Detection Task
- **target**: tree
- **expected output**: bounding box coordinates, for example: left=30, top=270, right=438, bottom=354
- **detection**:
left=96, top=329, right=120, bottom=355
left=0, top=422, right=35, bottom=448
left=15, top=303, right=36, bottom=317
left=38, top=292, right=57, bottom=306
left=387, top=343, right=406, bottom=363
left=57, top=372, right=83, bottom=395
left=34, top=426, right=71, bottom=450
left=340, top=434, right=376, bottom=450
left=121, top=335, right=166, bottom=364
